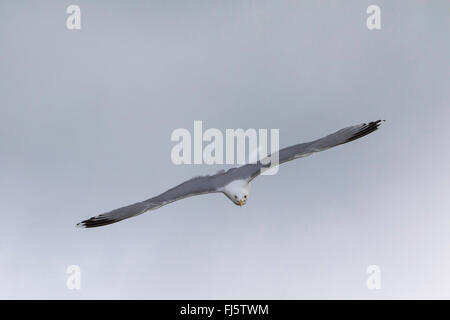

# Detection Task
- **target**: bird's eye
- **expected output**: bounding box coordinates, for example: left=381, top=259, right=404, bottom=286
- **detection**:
left=244, top=195, right=247, bottom=198
left=234, top=195, right=238, bottom=199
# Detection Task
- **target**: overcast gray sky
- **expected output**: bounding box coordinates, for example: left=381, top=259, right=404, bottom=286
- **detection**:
left=0, top=0, right=449, bottom=299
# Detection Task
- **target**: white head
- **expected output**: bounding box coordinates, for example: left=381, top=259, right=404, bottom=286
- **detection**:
left=222, top=180, right=250, bottom=207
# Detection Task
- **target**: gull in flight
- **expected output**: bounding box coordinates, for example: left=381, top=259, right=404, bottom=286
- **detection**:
left=77, top=120, right=383, bottom=228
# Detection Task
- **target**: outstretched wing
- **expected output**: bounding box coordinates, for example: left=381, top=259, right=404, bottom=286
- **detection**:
left=236, top=120, right=384, bottom=181
left=77, top=173, right=226, bottom=228
left=277, top=120, right=383, bottom=164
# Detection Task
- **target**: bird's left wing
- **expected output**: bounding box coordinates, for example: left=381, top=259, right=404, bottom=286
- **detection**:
left=233, top=120, right=384, bottom=181
left=77, top=172, right=226, bottom=228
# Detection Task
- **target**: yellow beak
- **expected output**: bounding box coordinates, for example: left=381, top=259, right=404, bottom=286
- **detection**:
left=239, top=200, right=243, bottom=206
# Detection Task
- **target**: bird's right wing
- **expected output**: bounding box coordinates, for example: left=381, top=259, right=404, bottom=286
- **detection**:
left=77, top=173, right=225, bottom=228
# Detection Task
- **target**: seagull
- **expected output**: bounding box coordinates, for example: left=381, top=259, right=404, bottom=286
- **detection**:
left=77, top=120, right=383, bottom=228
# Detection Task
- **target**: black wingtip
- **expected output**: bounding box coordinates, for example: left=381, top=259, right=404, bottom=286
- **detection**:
left=345, top=120, right=384, bottom=143
left=76, top=216, right=118, bottom=228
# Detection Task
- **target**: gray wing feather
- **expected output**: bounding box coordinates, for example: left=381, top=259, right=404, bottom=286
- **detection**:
left=278, top=120, right=383, bottom=164
left=77, top=173, right=226, bottom=228
left=237, top=120, right=383, bottom=181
